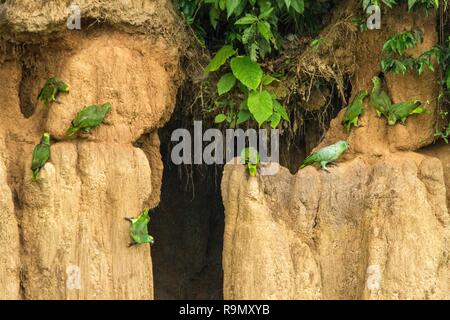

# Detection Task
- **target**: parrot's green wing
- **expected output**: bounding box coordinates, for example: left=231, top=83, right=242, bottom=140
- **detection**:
left=240, top=147, right=260, bottom=176
left=38, top=78, right=69, bottom=108
left=67, top=103, right=111, bottom=136
left=370, top=90, right=391, bottom=118
left=300, top=151, right=319, bottom=169
left=342, top=90, right=368, bottom=131
left=31, top=143, right=50, bottom=181
left=130, top=209, right=154, bottom=245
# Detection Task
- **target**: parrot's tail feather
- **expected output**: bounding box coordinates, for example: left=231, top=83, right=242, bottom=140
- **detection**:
left=32, top=169, right=39, bottom=181
left=66, top=126, right=79, bottom=137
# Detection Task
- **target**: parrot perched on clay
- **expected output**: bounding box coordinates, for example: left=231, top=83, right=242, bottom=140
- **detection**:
left=66, top=102, right=112, bottom=136
left=300, top=140, right=350, bottom=172
left=125, top=208, right=154, bottom=247
left=38, top=77, right=70, bottom=108
left=31, top=132, right=51, bottom=181
left=240, top=147, right=260, bottom=177
left=387, top=100, right=426, bottom=125
left=342, top=90, right=368, bottom=132
left=370, top=76, right=392, bottom=118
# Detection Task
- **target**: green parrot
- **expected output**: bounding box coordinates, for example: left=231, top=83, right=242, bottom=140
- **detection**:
left=31, top=132, right=51, bottom=181
left=387, top=100, right=426, bottom=125
left=66, top=102, right=112, bottom=136
left=300, top=140, right=350, bottom=172
left=38, top=77, right=70, bottom=108
left=370, top=76, right=392, bottom=118
left=124, top=208, right=154, bottom=247
left=342, top=90, right=368, bottom=132
left=240, top=147, right=260, bottom=177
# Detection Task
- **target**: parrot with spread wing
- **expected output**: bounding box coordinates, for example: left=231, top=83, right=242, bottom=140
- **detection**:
left=387, top=100, right=426, bottom=125
left=370, top=76, right=392, bottom=118
left=342, top=90, right=368, bottom=132
left=300, top=140, right=350, bottom=172
left=124, top=208, right=154, bottom=247
left=31, top=133, right=51, bottom=181
left=38, top=77, right=70, bottom=108
left=240, top=147, right=260, bottom=177
left=66, top=102, right=111, bottom=136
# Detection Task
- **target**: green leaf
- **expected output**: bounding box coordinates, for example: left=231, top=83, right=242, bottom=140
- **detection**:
left=247, top=90, right=273, bottom=126
left=257, top=21, right=272, bottom=41
left=235, top=14, right=258, bottom=25
left=273, top=100, right=289, bottom=121
left=209, top=6, right=220, bottom=29
left=214, top=114, right=227, bottom=123
left=291, top=0, right=305, bottom=14
left=446, top=68, right=450, bottom=91
left=259, top=7, right=274, bottom=19
left=230, top=56, right=263, bottom=90
left=261, top=74, right=277, bottom=86
left=270, top=112, right=281, bottom=128
left=217, top=73, right=237, bottom=95
left=237, top=109, right=252, bottom=124
left=204, top=45, right=236, bottom=74
left=226, top=0, right=240, bottom=18
left=284, top=0, right=292, bottom=9
left=408, top=0, right=417, bottom=10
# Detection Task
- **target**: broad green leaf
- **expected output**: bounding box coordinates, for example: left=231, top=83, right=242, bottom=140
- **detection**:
left=284, top=0, right=291, bottom=9
left=247, top=90, right=273, bottom=126
left=270, top=112, right=281, bottom=128
left=291, top=0, right=304, bottom=14
left=226, top=0, right=240, bottom=18
left=204, top=45, right=236, bottom=74
left=257, top=21, right=272, bottom=41
left=236, top=109, right=251, bottom=124
left=217, top=73, right=237, bottom=95
left=214, top=113, right=227, bottom=123
left=219, top=0, right=226, bottom=10
left=230, top=56, right=263, bottom=90
left=235, top=14, right=258, bottom=25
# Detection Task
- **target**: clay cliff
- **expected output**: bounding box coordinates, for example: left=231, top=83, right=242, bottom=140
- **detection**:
left=0, top=0, right=187, bottom=299
left=221, top=3, right=450, bottom=299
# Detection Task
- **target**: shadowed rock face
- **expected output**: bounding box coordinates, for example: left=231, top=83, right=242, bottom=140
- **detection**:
left=222, top=154, right=450, bottom=300
left=0, top=0, right=186, bottom=299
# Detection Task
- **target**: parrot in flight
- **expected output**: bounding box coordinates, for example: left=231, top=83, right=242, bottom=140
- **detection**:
left=300, top=140, right=350, bottom=172
left=66, top=102, right=111, bottom=136
left=31, top=132, right=51, bottom=181
left=124, top=208, right=154, bottom=247
left=387, top=100, right=426, bottom=125
left=38, top=77, right=70, bottom=108
left=240, top=147, right=260, bottom=177
left=370, top=76, right=392, bottom=118
left=342, top=90, right=368, bottom=132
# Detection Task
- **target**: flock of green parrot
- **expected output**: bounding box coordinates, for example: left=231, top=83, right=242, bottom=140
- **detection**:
left=343, top=75, right=427, bottom=131
left=243, top=75, right=430, bottom=175
left=31, top=77, right=153, bottom=247
left=299, top=75, right=429, bottom=172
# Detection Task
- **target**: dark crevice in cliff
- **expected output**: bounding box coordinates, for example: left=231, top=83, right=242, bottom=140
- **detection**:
left=150, top=109, right=225, bottom=299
